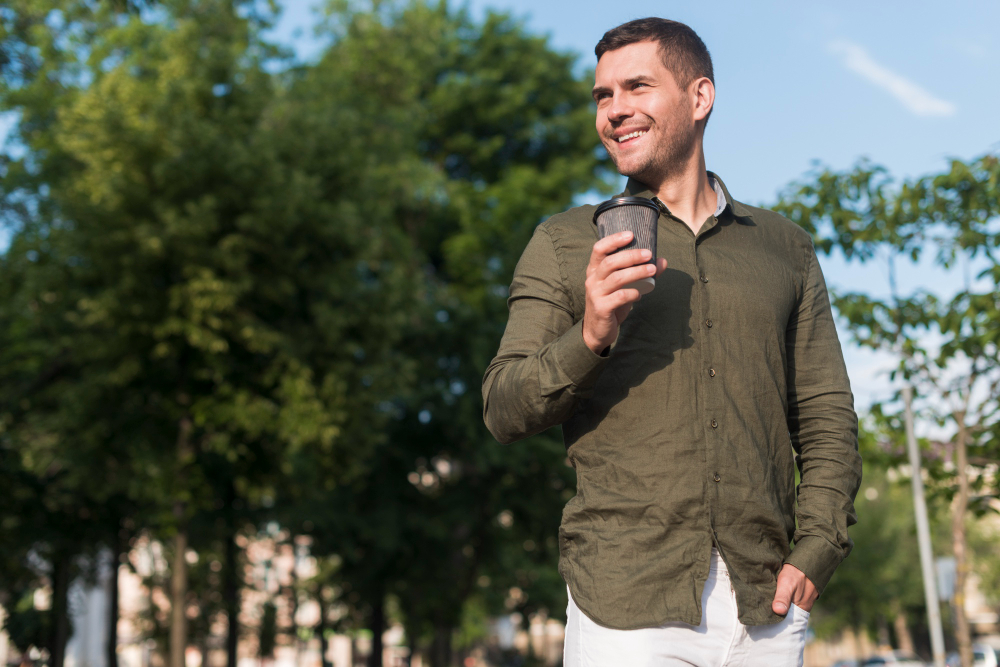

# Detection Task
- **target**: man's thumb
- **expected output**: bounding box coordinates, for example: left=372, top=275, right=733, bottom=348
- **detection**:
left=772, top=583, right=791, bottom=615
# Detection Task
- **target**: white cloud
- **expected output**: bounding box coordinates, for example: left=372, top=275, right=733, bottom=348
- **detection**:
left=955, top=41, right=989, bottom=59
left=828, top=40, right=957, bottom=117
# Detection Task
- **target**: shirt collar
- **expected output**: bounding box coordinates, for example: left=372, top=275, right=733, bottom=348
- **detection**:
left=708, top=174, right=727, bottom=217
left=621, top=171, right=756, bottom=223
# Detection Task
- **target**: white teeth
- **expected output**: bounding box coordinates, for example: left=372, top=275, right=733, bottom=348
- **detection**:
left=617, top=130, right=646, bottom=143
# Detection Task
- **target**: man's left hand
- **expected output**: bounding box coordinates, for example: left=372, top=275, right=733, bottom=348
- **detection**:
left=771, top=564, right=818, bottom=615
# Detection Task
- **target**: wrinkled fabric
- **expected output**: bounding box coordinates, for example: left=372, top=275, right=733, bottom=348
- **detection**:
left=483, top=173, right=861, bottom=629
left=564, top=550, right=810, bottom=667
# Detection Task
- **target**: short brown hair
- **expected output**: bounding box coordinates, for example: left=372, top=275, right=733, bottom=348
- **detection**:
left=595, top=18, right=714, bottom=91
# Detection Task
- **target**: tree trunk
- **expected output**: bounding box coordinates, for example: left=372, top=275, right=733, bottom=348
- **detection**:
left=893, top=603, right=914, bottom=654
left=877, top=615, right=891, bottom=649
left=107, top=525, right=123, bottom=667
left=317, top=590, right=332, bottom=667
left=367, top=589, right=385, bottom=667
left=224, top=485, right=240, bottom=667
left=852, top=601, right=864, bottom=662
left=170, top=523, right=189, bottom=667
left=405, top=626, right=418, bottom=667
left=48, top=552, right=72, bottom=667
left=170, top=416, right=193, bottom=667
left=289, top=541, right=300, bottom=665
left=224, top=533, right=239, bottom=667
left=952, top=409, right=973, bottom=667
left=429, top=625, right=451, bottom=667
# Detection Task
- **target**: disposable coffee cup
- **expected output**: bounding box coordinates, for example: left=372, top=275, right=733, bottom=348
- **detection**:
left=593, top=196, right=660, bottom=295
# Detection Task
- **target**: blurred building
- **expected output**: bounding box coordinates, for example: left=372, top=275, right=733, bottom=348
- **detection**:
left=2, top=514, right=997, bottom=667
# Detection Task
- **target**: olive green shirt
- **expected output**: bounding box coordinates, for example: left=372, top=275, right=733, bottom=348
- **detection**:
left=482, top=173, right=861, bottom=629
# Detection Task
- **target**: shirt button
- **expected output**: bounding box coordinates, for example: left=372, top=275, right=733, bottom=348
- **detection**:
left=709, top=368, right=716, bottom=377
left=706, top=319, right=713, bottom=328
left=714, top=473, right=721, bottom=482
left=711, top=419, right=718, bottom=429
left=700, top=275, right=709, bottom=283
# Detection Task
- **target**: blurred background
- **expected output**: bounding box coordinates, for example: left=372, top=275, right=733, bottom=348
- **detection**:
left=0, top=1, right=997, bottom=667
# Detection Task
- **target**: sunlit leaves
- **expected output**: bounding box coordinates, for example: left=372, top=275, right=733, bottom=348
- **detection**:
left=777, top=154, right=1000, bottom=509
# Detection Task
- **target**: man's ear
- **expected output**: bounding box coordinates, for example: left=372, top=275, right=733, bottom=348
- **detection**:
left=691, top=77, right=715, bottom=123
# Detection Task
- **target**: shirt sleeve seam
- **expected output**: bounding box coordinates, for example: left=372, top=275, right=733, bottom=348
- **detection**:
left=800, top=241, right=812, bottom=305
left=542, top=223, right=580, bottom=321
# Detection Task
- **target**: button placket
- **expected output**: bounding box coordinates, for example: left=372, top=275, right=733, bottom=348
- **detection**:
left=695, top=243, right=721, bottom=514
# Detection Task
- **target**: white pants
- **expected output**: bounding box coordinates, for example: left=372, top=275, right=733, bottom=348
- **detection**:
left=564, top=550, right=809, bottom=667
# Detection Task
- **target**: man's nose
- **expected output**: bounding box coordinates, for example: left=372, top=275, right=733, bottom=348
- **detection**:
left=606, top=92, right=633, bottom=122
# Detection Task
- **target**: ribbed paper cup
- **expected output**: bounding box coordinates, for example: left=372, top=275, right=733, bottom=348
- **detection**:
left=593, top=196, right=660, bottom=295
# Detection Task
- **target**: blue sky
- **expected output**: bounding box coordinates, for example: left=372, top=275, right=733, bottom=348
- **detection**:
left=270, top=0, right=1000, bottom=409
left=272, top=1, right=999, bottom=199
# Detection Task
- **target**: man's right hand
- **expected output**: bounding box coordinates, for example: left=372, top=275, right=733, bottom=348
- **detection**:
left=582, top=231, right=668, bottom=355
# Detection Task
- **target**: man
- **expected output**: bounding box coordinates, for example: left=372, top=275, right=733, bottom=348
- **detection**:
left=482, top=17, right=862, bottom=667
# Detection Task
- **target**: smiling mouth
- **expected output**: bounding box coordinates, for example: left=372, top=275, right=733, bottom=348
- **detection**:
left=616, top=130, right=647, bottom=144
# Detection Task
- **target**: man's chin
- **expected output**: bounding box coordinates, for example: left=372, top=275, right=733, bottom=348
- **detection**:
left=613, top=160, right=656, bottom=184
left=609, top=154, right=642, bottom=177
left=614, top=154, right=681, bottom=186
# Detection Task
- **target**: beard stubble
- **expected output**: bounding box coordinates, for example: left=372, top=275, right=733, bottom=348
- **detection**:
left=605, top=114, right=699, bottom=185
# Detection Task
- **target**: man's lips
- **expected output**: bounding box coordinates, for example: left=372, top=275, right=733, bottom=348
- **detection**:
left=611, top=129, right=649, bottom=145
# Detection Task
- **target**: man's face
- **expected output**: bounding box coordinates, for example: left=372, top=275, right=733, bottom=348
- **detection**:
left=593, top=40, right=699, bottom=183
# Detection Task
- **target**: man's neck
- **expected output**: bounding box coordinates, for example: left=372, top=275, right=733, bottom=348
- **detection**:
left=646, top=151, right=716, bottom=236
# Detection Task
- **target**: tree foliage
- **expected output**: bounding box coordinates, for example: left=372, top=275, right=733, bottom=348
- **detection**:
left=0, top=0, right=609, bottom=663
left=775, top=154, right=1000, bottom=501
left=776, top=154, right=1000, bottom=662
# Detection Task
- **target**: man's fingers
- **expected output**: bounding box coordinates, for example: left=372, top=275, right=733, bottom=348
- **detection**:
left=772, top=570, right=795, bottom=615
left=601, top=263, right=656, bottom=293
left=654, top=257, right=668, bottom=276
left=582, top=232, right=657, bottom=353
left=612, top=287, right=641, bottom=306
left=586, top=264, right=655, bottom=304
left=592, top=248, right=653, bottom=283
left=613, top=301, right=633, bottom=323
left=590, top=231, right=634, bottom=261
left=589, top=233, right=653, bottom=267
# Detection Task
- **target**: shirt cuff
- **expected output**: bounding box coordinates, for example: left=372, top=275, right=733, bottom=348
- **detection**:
left=543, top=319, right=609, bottom=397
left=784, top=535, right=844, bottom=594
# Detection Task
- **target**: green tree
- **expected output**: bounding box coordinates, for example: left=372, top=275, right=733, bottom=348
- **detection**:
left=776, top=154, right=1000, bottom=666
left=3, top=2, right=613, bottom=665
left=272, top=2, right=611, bottom=664
left=811, top=423, right=949, bottom=653
left=1, top=0, right=421, bottom=662
left=968, top=516, right=1000, bottom=614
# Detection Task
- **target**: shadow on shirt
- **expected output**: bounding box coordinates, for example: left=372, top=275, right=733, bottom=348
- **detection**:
left=564, top=267, right=694, bottom=449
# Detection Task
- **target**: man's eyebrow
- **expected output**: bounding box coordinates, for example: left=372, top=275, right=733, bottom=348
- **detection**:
left=623, top=75, right=656, bottom=86
left=591, top=85, right=611, bottom=99
left=592, top=75, right=657, bottom=98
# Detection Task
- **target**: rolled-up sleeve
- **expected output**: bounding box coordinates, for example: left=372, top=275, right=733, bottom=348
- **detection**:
left=784, top=245, right=862, bottom=593
left=482, top=225, right=608, bottom=444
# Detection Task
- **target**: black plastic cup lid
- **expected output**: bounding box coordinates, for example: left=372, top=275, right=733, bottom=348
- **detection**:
left=593, top=196, right=660, bottom=224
